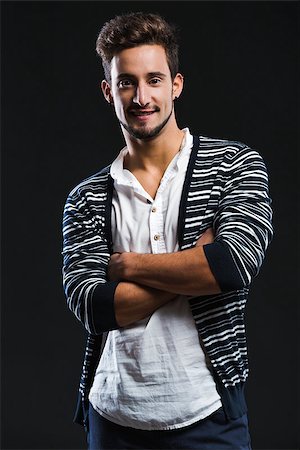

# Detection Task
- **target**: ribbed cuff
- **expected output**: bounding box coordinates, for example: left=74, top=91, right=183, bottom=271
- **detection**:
left=203, top=241, right=244, bottom=291
left=91, top=281, right=120, bottom=333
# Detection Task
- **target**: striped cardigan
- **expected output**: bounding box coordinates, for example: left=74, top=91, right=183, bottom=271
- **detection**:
left=62, top=135, right=273, bottom=428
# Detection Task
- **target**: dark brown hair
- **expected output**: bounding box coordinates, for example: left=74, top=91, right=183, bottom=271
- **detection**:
left=96, top=12, right=180, bottom=82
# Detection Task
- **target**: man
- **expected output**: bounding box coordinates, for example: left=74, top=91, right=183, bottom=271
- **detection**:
left=62, top=11, right=273, bottom=450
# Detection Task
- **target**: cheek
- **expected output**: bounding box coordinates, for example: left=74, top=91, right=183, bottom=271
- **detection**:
left=113, top=100, right=126, bottom=117
left=115, top=96, right=128, bottom=112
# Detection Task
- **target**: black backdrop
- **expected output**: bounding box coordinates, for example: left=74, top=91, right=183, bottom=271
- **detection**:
left=1, top=1, right=299, bottom=449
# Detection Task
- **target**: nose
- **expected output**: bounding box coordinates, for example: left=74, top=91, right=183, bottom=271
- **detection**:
left=133, top=83, right=150, bottom=107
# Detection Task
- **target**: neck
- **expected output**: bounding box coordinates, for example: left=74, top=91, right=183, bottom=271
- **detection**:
left=123, top=121, right=185, bottom=173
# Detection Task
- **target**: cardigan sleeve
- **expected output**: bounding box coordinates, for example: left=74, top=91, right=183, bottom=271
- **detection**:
left=203, top=146, right=273, bottom=291
left=62, top=189, right=120, bottom=335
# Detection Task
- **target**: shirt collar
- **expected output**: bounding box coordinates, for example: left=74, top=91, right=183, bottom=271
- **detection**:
left=110, top=128, right=193, bottom=184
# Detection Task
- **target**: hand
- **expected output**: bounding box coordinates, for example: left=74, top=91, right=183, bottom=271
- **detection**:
left=108, top=252, right=137, bottom=281
left=108, top=252, right=123, bottom=281
left=195, top=227, right=214, bottom=247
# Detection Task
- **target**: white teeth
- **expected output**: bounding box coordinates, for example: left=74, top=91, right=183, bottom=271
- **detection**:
left=132, top=111, right=153, bottom=115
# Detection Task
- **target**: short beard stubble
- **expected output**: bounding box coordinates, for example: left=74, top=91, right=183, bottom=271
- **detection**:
left=119, top=103, right=174, bottom=141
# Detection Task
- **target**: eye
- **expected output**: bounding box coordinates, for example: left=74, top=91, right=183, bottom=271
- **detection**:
left=118, top=79, right=134, bottom=88
left=149, top=78, right=161, bottom=85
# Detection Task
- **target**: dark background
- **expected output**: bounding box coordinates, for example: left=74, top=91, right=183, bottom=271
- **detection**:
left=1, top=1, right=299, bottom=449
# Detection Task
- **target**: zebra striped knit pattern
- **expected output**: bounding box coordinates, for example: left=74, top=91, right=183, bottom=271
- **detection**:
left=62, top=135, right=273, bottom=423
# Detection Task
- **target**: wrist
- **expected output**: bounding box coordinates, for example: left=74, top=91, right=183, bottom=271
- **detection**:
left=122, top=252, right=140, bottom=281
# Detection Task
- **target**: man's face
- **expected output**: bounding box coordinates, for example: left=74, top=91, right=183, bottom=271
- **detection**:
left=103, top=45, right=182, bottom=141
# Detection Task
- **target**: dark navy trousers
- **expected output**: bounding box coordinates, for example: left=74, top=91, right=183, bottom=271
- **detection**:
left=87, top=402, right=252, bottom=450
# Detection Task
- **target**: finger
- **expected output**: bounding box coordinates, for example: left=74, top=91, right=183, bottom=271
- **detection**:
left=110, top=252, right=121, bottom=262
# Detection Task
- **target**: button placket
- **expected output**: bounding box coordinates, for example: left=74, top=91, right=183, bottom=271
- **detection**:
left=149, top=195, right=166, bottom=253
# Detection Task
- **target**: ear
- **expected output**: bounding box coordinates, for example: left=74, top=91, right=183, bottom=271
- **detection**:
left=172, top=73, right=184, bottom=100
left=101, top=79, right=114, bottom=104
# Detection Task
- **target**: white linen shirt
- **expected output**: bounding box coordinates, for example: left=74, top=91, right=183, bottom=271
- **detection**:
left=89, top=129, right=221, bottom=430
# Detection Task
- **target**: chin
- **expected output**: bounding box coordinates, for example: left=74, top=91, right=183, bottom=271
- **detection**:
left=121, top=115, right=171, bottom=141
left=131, top=130, right=158, bottom=141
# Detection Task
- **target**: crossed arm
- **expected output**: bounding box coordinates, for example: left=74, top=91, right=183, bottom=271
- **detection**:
left=63, top=148, right=273, bottom=335
left=108, top=228, right=221, bottom=327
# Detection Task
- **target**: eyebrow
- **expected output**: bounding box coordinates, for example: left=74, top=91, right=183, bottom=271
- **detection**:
left=147, top=72, right=167, bottom=79
left=116, top=72, right=167, bottom=80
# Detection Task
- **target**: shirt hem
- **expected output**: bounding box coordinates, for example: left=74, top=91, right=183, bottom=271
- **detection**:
left=88, top=397, right=222, bottom=431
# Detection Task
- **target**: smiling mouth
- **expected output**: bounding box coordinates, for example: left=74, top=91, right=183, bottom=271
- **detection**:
left=130, top=110, right=155, bottom=116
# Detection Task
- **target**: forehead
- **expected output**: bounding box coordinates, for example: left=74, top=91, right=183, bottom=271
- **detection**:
left=110, top=44, right=170, bottom=78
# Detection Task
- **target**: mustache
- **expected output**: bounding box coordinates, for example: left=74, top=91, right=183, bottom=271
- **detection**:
left=128, top=105, right=160, bottom=113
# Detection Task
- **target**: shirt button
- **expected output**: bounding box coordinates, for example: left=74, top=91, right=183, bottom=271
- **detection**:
left=151, top=207, right=157, bottom=213
left=153, top=234, right=160, bottom=241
